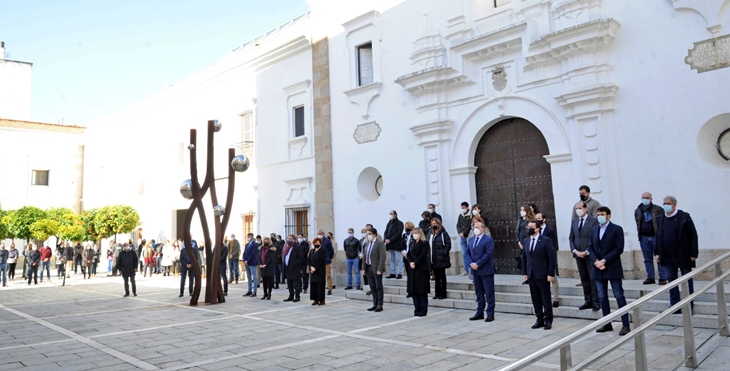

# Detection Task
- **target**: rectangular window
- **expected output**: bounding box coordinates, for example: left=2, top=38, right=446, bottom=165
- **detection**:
left=293, top=106, right=305, bottom=137
left=240, top=113, right=254, bottom=160
left=31, top=170, right=49, bottom=186
left=357, top=42, right=374, bottom=86
left=285, top=207, right=309, bottom=238
left=243, top=214, right=254, bottom=236
left=495, top=0, right=511, bottom=7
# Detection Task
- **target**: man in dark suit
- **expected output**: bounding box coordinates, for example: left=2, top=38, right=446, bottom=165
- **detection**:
left=522, top=221, right=557, bottom=330
left=569, top=202, right=600, bottom=310
left=587, top=206, right=631, bottom=336
left=536, top=213, right=559, bottom=308
left=465, top=221, right=496, bottom=322
left=283, top=235, right=303, bottom=302
left=361, top=227, right=386, bottom=312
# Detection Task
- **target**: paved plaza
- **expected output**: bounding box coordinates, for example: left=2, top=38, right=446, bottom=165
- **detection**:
left=1, top=273, right=729, bottom=371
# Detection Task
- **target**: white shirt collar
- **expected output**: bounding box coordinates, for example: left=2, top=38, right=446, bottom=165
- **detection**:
left=665, top=210, right=678, bottom=218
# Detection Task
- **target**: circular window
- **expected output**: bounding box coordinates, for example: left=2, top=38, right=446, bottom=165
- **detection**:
left=717, top=128, right=730, bottom=161
left=357, top=167, right=382, bottom=201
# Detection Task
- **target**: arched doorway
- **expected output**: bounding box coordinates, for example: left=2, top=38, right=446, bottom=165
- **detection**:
left=474, top=118, right=556, bottom=274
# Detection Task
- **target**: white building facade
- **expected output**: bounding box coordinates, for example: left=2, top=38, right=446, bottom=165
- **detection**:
left=84, top=0, right=730, bottom=277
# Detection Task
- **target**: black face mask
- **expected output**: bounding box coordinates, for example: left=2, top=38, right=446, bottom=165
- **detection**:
left=580, top=194, right=588, bottom=201
left=527, top=227, right=536, bottom=236
left=535, top=220, right=543, bottom=227
left=405, top=228, right=412, bottom=233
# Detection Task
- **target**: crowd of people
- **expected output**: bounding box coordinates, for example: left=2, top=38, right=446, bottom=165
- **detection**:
left=0, top=189, right=699, bottom=335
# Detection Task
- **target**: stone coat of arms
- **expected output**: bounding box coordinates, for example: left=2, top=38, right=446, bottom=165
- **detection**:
left=492, top=66, right=507, bottom=91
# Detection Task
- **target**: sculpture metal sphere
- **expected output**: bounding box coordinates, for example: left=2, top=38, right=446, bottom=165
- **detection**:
left=231, top=155, right=250, bottom=172
left=213, top=120, right=222, bottom=132
left=180, top=179, right=194, bottom=200
left=213, top=205, right=225, bottom=216
left=188, top=143, right=195, bottom=150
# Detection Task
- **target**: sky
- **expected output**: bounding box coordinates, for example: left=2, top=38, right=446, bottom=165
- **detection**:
left=1, top=0, right=311, bottom=125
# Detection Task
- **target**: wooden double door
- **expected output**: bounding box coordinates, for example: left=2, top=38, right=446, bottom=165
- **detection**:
left=474, top=118, right=556, bottom=274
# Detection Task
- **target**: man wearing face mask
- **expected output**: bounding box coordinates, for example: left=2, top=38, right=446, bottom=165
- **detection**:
left=316, top=229, right=335, bottom=294
left=297, top=234, right=310, bottom=294
left=283, top=235, right=303, bottom=302
left=243, top=233, right=259, bottom=297
left=535, top=213, right=560, bottom=308
left=655, top=196, right=698, bottom=313
left=465, top=221, right=496, bottom=322
left=457, top=202, right=473, bottom=277
left=427, top=204, right=442, bottom=224
left=587, top=207, right=631, bottom=336
left=634, top=192, right=666, bottom=285
left=384, top=211, right=404, bottom=279
left=359, top=227, right=369, bottom=292
left=343, top=228, right=362, bottom=290
left=227, top=234, right=241, bottom=284
left=116, top=243, right=138, bottom=297
left=572, top=185, right=602, bottom=219
left=361, top=227, right=386, bottom=312
left=26, top=244, right=41, bottom=285
left=570, top=202, right=600, bottom=311
left=521, top=220, right=556, bottom=330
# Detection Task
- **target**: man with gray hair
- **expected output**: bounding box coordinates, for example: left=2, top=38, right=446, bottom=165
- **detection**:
left=634, top=192, right=666, bottom=285
left=655, top=196, right=699, bottom=313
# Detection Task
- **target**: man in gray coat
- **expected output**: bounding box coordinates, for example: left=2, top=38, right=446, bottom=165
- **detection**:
left=360, top=227, right=386, bottom=312
left=569, top=202, right=600, bottom=311
left=228, top=234, right=241, bottom=284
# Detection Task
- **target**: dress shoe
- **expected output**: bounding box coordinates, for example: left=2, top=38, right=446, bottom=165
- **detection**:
left=357, top=286, right=362, bottom=290
left=406, top=294, right=412, bottom=298
left=327, top=290, right=332, bottom=295
left=367, top=306, right=377, bottom=311
left=396, top=274, right=402, bottom=279
left=531, top=322, right=545, bottom=329
left=366, top=290, right=371, bottom=295
left=303, top=289, right=307, bottom=294
left=251, top=293, right=257, bottom=297
left=274, top=285, right=279, bottom=289
left=552, top=301, right=559, bottom=308
left=433, top=295, right=440, bottom=300
left=544, top=323, right=552, bottom=330
left=643, top=278, right=655, bottom=285
left=596, top=324, right=613, bottom=333
left=386, top=274, right=396, bottom=279
left=243, top=292, right=252, bottom=296
left=619, top=325, right=631, bottom=336
left=658, top=279, right=667, bottom=285
left=333, top=286, right=336, bottom=289
left=469, top=314, right=485, bottom=321
left=293, top=297, right=300, bottom=302
left=345, top=286, right=353, bottom=290
left=224, top=292, right=228, bottom=296
left=485, top=316, right=495, bottom=322
left=235, top=279, right=239, bottom=284
left=318, top=302, right=325, bottom=306
left=266, top=295, right=271, bottom=300
left=522, top=280, right=528, bottom=285
left=576, top=282, right=582, bottom=287
left=578, top=303, right=592, bottom=310
left=261, top=296, right=268, bottom=300
left=133, top=293, right=137, bottom=297
left=374, top=306, right=383, bottom=312
left=178, top=294, right=184, bottom=298
left=123, top=293, right=130, bottom=297
left=283, top=297, right=294, bottom=302
left=312, top=301, right=318, bottom=305
left=592, top=305, right=600, bottom=311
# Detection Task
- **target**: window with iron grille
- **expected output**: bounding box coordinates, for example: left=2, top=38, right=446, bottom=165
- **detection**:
left=284, top=207, right=309, bottom=238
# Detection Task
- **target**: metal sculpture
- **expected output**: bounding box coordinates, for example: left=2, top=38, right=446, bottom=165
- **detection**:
left=180, top=120, right=250, bottom=305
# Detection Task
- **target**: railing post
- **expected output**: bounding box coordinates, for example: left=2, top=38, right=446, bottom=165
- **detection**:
left=560, top=344, right=572, bottom=371
left=633, top=306, right=648, bottom=371
left=681, top=280, right=697, bottom=368
left=716, top=262, right=730, bottom=337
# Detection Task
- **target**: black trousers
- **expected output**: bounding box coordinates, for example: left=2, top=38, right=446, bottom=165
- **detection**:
left=275, top=263, right=283, bottom=285
left=433, top=268, right=447, bottom=298
left=8, top=263, right=16, bottom=279
left=300, top=266, right=309, bottom=290
left=180, top=264, right=194, bottom=295
left=310, top=281, right=326, bottom=302
left=412, top=294, right=428, bottom=315
left=287, top=278, right=301, bottom=299
left=74, top=257, right=82, bottom=273
left=359, top=258, right=368, bottom=285
left=123, top=273, right=136, bottom=294
left=27, top=265, right=38, bottom=284
left=365, top=264, right=383, bottom=307
left=262, top=276, right=273, bottom=296
left=574, top=256, right=599, bottom=306
left=220, top=264, right=228, bottom=293
left=529, top=277, right=553, bottom=324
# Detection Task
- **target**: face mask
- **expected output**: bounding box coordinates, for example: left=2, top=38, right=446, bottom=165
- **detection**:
left=527, top=227, right=536, bottom=236
left=663, top=205, right=673, bottom=213
left=431, top=224, right=438, bottom=230
left=597, top=215, right=607, bottom=225
left=580, top=194, right=588, bottom=201
left=348, top=233, right=353, bottom=238
left=536, top=220, right=543, bottom=227
left=389, top=215, right=394, bottom=220
left=474, top=229, right=483, bottom=236
left=472, top=210, right=479, bottom=216
left=428, top=208, right=434, bottom=213
left=641, top=198, right=650, bottom=206
left=248, top=238, right=252, bottom=242
left=318, top=234, right=324, bottom=239
left=412, top=234, right=420, bottom=239
left=303, top=237, right=307, bottom=242
left=367, top=235, right=374, bottom=241
left=405, top=228, right=412, bottom=233
left=462, top=208, right=468, bottom=214
left=575, top=209, right=585, bottom=217
left=361, top=233, right=367, bottom=238
left=33, top=247, right=37, bottom=250
left=288, top=240, right=294, bottom=245
left=297, top=238, right=303, bottom=243
left=124, top=246, right=131, bottom=251
left=314, top=244, right=321, bottom=248
left=520, top=210, right=527, bottom=217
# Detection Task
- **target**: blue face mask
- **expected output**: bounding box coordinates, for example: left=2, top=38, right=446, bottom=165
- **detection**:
left=641, top=198, right=650, bottom=206
left=663, top=204, right=673, bottom=213
left=597, top=215, right=607, bottom=225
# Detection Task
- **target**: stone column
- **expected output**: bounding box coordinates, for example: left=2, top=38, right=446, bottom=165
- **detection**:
left=312, top=38, right=334, bottom=234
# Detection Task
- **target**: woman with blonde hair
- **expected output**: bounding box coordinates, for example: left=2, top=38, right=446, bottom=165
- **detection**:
left=401, top=221, right=415, bottom=298
left=428, top=217, right=451, bottom=300
left=408, top=228, right=431, bottom=316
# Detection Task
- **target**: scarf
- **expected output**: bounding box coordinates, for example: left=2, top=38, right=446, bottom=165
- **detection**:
left=261, top=246, right=269, bottom=264
left=282, top=243, right=292, bottom=262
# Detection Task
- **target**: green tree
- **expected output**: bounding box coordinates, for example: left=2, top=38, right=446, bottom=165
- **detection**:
left=94, top=205, right=140, bottom=242
left=45, top=207, right=76, bottom=241
left=30, top=219, right=61, bottom=242
left=6, top=206, right=47, bottom=242
left=58, top=212, right=86, bottom=242
left=0, top=207, right=12, bottom=240
left=81, top=208, right=100, bottom=242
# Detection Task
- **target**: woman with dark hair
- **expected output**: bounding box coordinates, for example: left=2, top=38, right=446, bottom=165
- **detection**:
left=428, top=217, right=451, bottom=300
left=7, top=243, right=18, bottom=281
left=401, top=221, right=415, bottom=298
left=418, top=211, right=432, bottom=236
left=83, top=244, right=94, bottom=279
left=516, top=205, right=536, bottom=250
left=471, top=204, right=490, bottom=228
left=259, top=237, right=276, bottom=300
left=408, top=228, right=431, bottom=316
left=308, top=238, right=327, bottom=305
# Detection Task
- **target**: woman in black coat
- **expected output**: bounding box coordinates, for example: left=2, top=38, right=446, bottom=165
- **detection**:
left=408, top=228, right=431, bottom=316
left=429, top=217, right=451, bottom=300
left=401, top=222, right=415, bottom=298
left=259, top=237, right=276, bottom=300
left=308, top=238, right=327, bottom=305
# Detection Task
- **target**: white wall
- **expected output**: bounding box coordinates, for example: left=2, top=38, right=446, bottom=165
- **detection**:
left=0, top=59, right=32, bottom=121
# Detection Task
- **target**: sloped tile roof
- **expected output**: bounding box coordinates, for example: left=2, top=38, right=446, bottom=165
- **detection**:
left=0, top=118, right=85, bottom=134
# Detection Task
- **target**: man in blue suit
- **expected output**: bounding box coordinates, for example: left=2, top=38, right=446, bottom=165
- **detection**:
left=522, top=220, right=556, bottom=330
left=536, top=213, right=560, bottom=308
left=465, top=221, right=496, bottom=322
left=587, top=206, right=631, bottom=336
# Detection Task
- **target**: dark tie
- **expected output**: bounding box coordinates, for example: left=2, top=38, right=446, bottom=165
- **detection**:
left=578, top=218, right=584, bottom=233
left=530, top=238, right=536, bottom=254
left=475, top=236, right=480, bottom=248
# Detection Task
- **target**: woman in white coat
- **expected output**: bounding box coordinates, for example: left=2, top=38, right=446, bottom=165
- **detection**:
left=161, top=240, right=175, bottom=277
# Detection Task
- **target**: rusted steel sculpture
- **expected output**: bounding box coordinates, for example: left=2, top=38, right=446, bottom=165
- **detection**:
left=179, top=120, right=250, bottom=305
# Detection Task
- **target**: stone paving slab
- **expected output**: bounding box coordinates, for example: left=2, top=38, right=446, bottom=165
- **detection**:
left=1, top=273, right=728, bottom=370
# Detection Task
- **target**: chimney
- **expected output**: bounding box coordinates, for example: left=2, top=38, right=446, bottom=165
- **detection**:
left=0, top=41, right=5, bottom=60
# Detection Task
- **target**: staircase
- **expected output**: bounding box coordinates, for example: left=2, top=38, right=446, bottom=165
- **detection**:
left=339, top=274, right=730, bottom=328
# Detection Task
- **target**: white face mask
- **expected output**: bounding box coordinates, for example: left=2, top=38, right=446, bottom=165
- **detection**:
left=472, top=210, right=479, bottom=216
left=318, top=234, right=324, bottom=239
left=575, top=209, right=585, bottom=217
left=348, top=233, right=353, bottom=238
left=367, top=234, right=374, bottom=241
left=297, top=238, right=303, bottom=243
left=462, top=208, right=468, bottom=214
left=412, top=234, right=420, bottom=239
left=361, top=233, right=367, bottom=238
left=474, top=229, right=483, bottom=236
left=428, top=208, right=435, bottom=213
left=520, top=210, right=527, bottom=217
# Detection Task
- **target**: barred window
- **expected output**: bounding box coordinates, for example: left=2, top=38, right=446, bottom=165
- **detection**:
left=285, top=207, right=309, bottom=238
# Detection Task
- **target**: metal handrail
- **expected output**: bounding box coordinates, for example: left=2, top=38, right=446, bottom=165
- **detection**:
left=498, top=250, right=730, bottom=371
